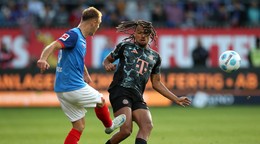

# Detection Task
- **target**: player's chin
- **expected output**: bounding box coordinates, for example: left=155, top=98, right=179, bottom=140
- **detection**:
left=138, top=42, right=148, bottom=47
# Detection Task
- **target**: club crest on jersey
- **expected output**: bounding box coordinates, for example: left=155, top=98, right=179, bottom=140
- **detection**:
left=60, top=33, right=70, bottom=41
left=122, top=99, right=129, bottom=105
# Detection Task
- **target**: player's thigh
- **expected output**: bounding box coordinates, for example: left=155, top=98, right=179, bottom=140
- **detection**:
left=57, top=93, right=86, bottom=122
left=78, top=85, right=103, bottom=106
left=132, top=109, right=153, bottom=128
left=72, top=117, right=85, bottom=131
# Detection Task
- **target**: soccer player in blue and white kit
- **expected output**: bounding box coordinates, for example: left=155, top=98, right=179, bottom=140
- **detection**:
left=37, top=7, right=126, bottom=144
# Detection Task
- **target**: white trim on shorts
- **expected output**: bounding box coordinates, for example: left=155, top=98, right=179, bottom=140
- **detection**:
left=56, top=84, right=103, bottom=122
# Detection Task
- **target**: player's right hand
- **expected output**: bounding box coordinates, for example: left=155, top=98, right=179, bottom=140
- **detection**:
left=104, top=63, right=116, bottom=72
left=175, top=96, right=191, bottom=107
left=37, top=59, right=50, bottom=73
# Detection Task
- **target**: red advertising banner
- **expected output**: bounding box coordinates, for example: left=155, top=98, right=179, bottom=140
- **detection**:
left=1, top=28, right=260, bottom=69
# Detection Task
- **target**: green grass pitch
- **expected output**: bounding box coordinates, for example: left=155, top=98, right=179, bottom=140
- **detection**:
left=0, top=106, right=259, bottom=144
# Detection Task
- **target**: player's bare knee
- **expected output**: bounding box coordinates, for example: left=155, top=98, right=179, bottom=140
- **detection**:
left=72, top=120, right=85, bottom=132
left=142, top=122, right=153, bottom=132
left=73, top=124, right=85, bottom=132
left=79, top=125, right=85, bottom=132
left=147, top=122, right=153, bottom=131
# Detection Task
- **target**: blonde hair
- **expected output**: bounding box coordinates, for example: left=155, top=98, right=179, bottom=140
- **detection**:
left=81, top=7, right=102, bottom=21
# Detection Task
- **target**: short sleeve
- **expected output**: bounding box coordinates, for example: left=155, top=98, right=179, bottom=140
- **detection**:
left=110, top=42, right=125, bottom=60
left=57, top=30, right=78, bottom=49
left=151, top=54, right=161, bottom=74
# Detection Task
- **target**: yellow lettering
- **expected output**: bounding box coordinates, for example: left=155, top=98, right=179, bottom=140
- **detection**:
left=214, top=73, right=224, bottom=90
left=166, top=73, right=176, bottom=89
left=246, top=73, right=258, bottom=90
left=198, top=73, right=206, bottom=89
left=186, top=73, right=197, bottom=90
left=235, top=73, right=246, bottom=89
left=22, top=74, right=33, bottom=90
left=176, top=73, right=185, bottom=90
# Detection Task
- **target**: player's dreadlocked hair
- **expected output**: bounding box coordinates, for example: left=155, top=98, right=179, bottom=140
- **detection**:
left=116, top=20, right=157, bottom=46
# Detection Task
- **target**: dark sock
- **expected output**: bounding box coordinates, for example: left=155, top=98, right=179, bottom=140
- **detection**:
left=105, top=140, right=111, bottom=144
left=135, top=138, right=147, bottom=144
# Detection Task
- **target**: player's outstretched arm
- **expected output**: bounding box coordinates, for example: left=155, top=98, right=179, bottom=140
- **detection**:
left=151, top=74, right=191, bottom=107
left=37, top=41, right=62, bottom=73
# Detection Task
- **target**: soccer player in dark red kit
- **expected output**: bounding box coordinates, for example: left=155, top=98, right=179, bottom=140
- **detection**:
left=37, top=7, right=126, bottom=144
left=103, top=20, right=191, bottom=144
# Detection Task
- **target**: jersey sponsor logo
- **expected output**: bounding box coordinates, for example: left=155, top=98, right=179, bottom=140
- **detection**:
left=58, top=50, right=62, bottom=63
left=59, top=33, right=70, bottom=41
left=56, top=66, right=62, bottom=72
left=136, top=58, right=148, bottom=75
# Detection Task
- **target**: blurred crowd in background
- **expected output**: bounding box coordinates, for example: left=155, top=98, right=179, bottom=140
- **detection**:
left=0, top=0, right=259, bottom=29
left=0, top=0, right=260, bottom=70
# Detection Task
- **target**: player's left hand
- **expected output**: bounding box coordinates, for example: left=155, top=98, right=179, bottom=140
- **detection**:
left=104, top=63, right=117, bottom=72
left=37, top=59, right=50, bottom=73
left=175, top=97, right=191, bottom=107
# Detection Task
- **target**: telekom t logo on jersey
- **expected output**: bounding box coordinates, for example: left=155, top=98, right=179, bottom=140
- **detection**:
left=136, top=58, right=148, bottom=75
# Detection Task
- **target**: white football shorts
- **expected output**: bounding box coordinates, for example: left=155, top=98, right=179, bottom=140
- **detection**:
left=56, top=84, right=103, bottom=122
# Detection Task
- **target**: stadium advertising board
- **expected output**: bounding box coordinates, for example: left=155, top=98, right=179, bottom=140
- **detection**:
left=0, top=28, right=260, bottom=69
left=0, top=68, right=259, bottom=107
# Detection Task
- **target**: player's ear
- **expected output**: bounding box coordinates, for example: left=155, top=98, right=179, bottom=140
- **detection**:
left=94, top=18, right=99, bottom=23
left=90, top=20, right=95, bottom=26
left=89, top=19, right=95, bottom=26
